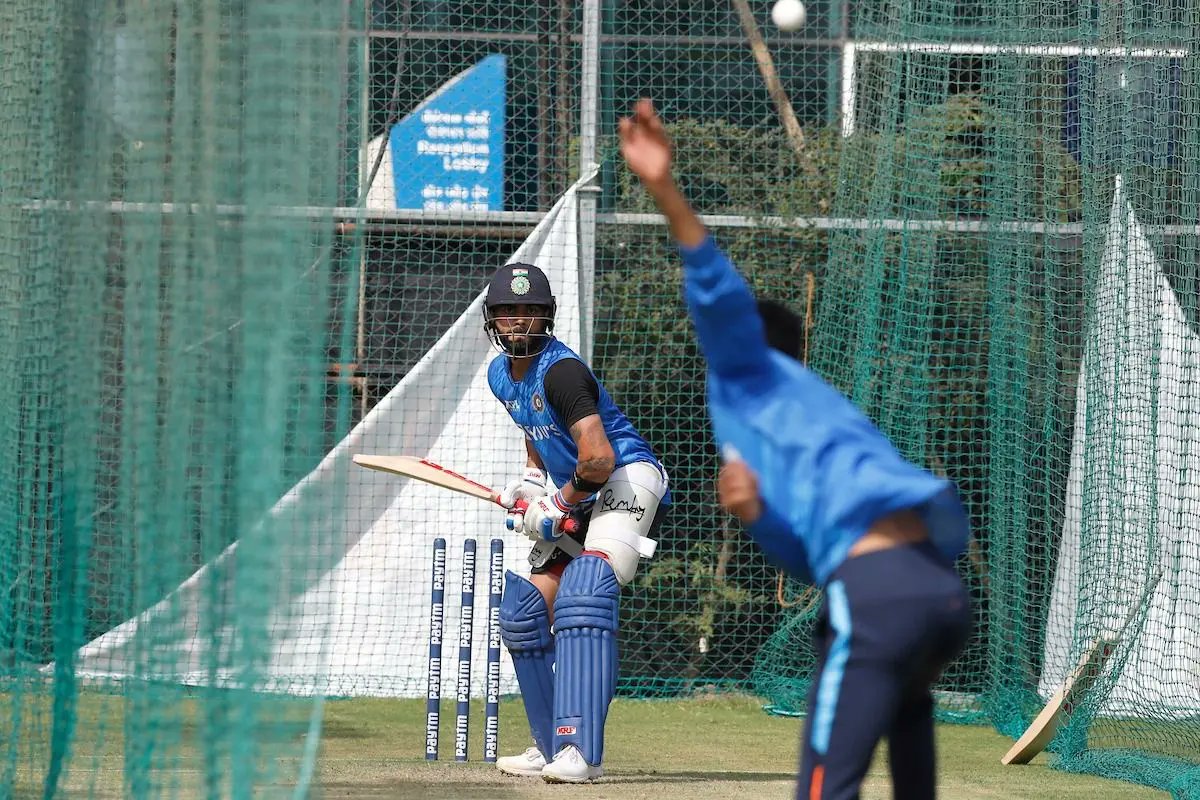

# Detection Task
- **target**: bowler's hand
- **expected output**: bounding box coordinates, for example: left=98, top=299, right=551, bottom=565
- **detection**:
left=718, top=461, right=763, bottom=525
left=618, top=99, right=673, bottom=187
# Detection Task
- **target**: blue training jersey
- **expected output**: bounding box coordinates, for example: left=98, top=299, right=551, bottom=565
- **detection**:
left=488, top=338, right=669, bottom=503
left=680, top=235, right=968, bottom=586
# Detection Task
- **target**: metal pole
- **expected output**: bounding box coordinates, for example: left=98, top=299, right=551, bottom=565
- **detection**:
left=537, top=0, right=554, bottom=209
left=355, top=0, right=377, bottom=420
left=577, top=0, right=602, bottom=362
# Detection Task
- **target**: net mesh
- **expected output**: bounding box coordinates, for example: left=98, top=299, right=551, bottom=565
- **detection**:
left=2, top=0, right=1199, bottom=797
left=0, top=0, right=351, bottom=796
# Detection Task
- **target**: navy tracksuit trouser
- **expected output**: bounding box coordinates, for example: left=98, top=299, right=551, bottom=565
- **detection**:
left=798, top=542, right=971, bottom=800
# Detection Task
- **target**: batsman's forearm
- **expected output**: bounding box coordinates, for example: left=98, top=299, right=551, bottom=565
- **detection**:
left=560, top=454, right=614, bottom=505
left=576, top=454, right=615, bottom=483
left=644, top=177, right=707, bottom=248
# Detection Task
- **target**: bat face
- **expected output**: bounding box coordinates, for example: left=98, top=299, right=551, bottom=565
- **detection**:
left=1002, top=568, right=1165, bottom=766
left=352, top=455, right=499, bottom=503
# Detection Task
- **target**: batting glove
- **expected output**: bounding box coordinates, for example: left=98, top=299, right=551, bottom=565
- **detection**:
left=499, top=467, right=547, bottom=531
left=520, top=490, right=574, bottom=541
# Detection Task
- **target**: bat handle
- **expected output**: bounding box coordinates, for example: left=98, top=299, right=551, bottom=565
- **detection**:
left=509, top=499, right=580, bottom=535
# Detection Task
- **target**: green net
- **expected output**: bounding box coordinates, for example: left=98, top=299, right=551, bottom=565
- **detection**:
left=4, top=0, right=1200, bottom=797
left=0, top=0, right=352, bottom=796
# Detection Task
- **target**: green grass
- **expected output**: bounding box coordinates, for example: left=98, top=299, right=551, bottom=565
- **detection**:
left=0, top=689, right=1175, bottom=797
left=1089, top=716, right=1200, bottom=763
left=313, top=694, right=1171, bottom=799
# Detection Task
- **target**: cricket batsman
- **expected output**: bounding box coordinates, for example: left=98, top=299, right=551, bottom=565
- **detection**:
left=483, top=262, right=670, bottom=783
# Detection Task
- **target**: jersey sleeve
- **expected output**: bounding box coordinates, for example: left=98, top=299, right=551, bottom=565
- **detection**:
left=679, top=235, right=774, bottom=383
left=746, top=501, right=813, bottom=582
left=543, top=358, right=601, bottom=429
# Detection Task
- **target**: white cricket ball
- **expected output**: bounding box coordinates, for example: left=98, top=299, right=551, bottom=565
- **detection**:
left=771, top=0, right=806, bottom=31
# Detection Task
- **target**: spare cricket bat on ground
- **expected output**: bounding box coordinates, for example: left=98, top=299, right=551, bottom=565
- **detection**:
left=1002, top=568, right=1165, bottom=765
left=352, top=454, right=583, bottom=556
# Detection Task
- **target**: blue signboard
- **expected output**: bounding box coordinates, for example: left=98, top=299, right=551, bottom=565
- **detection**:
left=389, top=54, right=506, bottom=212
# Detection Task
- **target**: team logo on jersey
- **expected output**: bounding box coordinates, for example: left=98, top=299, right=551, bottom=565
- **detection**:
left=556, top=725, right=576, bottom=736
left=532, top=393, right=544, bottom=412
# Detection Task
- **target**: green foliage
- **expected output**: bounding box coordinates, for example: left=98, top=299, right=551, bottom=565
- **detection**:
left=911, top=93, right=1082, bottom=221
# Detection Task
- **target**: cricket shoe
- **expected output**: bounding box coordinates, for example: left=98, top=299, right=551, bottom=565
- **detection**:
left=541, top=745, right=603, bottom=783
left=496, top=745, right=547, bottom=777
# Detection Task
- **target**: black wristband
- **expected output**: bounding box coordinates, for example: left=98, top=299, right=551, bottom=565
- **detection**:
left=570, top=471, right=606, bottom=494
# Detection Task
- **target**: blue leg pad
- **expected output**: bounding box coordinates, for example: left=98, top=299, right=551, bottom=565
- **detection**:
left=552, top=555, right=619, bottom=766
left=499, top=571, right=555, bottom=759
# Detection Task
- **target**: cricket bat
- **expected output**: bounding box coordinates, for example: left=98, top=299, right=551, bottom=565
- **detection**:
left=1001, top=568, right=1165, bottom=765
left=352, top=454, right=583, bottom=555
